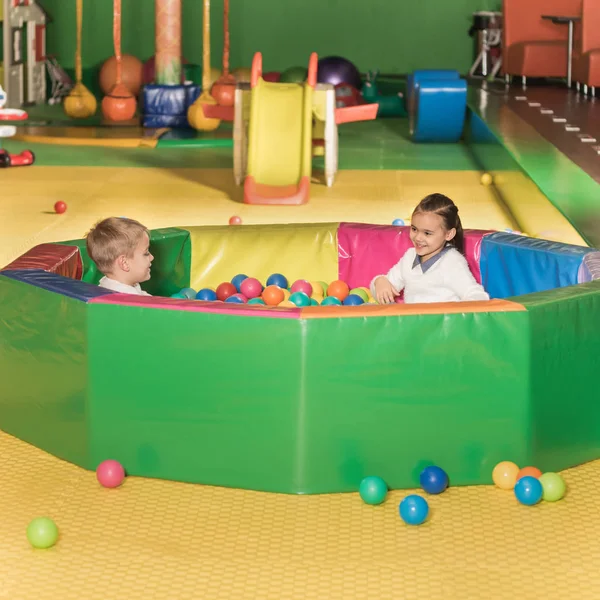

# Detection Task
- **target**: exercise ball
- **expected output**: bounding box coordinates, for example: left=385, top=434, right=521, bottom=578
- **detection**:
left=64, top=82, right=97, bottom=119
left=211, top=74, right=236, bottom=106
left=102, top=83, right=137, bottom=121
left=317, top=56, right=362, bottom=89
left=188, top=92, right=221, bottom=131
left=99, top=54, right=143, bottom=96
left=280, top=66, right=308, bottom=83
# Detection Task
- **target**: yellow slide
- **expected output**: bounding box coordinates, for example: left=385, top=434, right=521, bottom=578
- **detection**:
left=244, top=53, right=317, bottom=205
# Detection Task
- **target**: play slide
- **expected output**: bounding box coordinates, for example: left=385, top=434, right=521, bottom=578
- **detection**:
left=244, top=53, right=317, bottom=205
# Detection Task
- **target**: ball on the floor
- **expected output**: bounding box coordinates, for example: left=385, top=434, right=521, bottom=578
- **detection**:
left=492, top=460, right=520, bottom=490
left=359, top=476, right=388, bottom=505
left=516, top=466, right=542, bottom=481
left=229, top=215, right=242, bottom=225
left=399, top=495, right=429, bottom=525
left=54, top=201, right=67, bottom=214
left=514, top=475, right=543, bottom=506
left=27, top=517, right=59, bottom=549
left=480, top=173, right=493, bottom=186
left=96, top=459, right=125, bottom=488
left=538, top=472, right=566, bottom=502
left=419, top=465, right=449, bottom=495
left=196, top=288, right=217, bottom=301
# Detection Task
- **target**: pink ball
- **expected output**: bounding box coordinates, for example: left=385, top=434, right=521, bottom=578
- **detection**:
left=229, top=215, right=242, bottom=225
left=229, top=293, right=248, bottom=303
left=290, top=279, right=313, bottom=297
left=240, top=277, right=263, bottom=299
left=96, top=459, right=125, bottom=488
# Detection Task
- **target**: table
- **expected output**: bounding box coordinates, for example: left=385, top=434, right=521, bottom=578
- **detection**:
left=542, top=15, right=581, bottom=87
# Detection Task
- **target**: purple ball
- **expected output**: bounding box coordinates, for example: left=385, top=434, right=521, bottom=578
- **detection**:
left=317, top=56, right=362, bottom=89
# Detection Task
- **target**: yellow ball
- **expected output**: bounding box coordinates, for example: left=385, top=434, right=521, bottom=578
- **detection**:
left=278, top=300, right=296, bottom=308
left=492, top=461, right=520, bottom=490
left=187, top=93, right=221, bottom=131
left=281, top=288, right=291, bottom=301
left=480, top=172, right=493, bottom=186
left=64, top=82, right=97, bottom=119
left=310, top=281, right=324, bottom=297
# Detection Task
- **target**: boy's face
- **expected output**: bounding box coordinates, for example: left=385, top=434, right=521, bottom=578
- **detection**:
left=121, top=232, right=153, bottom=285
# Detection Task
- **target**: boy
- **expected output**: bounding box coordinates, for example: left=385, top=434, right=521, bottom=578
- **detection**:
left=86, top=217, right=153, bottom=296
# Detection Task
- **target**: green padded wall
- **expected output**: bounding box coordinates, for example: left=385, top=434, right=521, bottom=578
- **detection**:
left=0, top=275, right=90, bottom=467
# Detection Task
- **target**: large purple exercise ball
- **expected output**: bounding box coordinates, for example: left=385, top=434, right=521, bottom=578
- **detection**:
left=317, top=56, right=362, bottom=89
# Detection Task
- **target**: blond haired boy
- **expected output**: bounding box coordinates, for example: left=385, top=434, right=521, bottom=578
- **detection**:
left=86, top=217, right=153, bottom=296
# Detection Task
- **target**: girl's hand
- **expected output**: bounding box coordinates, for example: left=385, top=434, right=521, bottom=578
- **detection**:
left=374, top=277, right=399, bottom=304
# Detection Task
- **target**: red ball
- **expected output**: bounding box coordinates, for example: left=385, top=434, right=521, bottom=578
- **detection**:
left=54, top=201, right=67, bottom=214
left=240, top=277, right=263, bottom=299
left=290, top=279, right=313, bottom=297
left=96, top=459, right=125, bottom=488
left=229, top=215, right=242, bottom=225
left=216, top=282, right=237, bottom=301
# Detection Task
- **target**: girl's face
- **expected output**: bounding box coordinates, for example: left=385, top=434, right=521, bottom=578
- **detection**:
left=410, top=211, right=456, bottom=263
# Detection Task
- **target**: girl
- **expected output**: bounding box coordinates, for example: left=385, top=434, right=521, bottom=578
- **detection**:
left=371, top=194, right=490, bottom=304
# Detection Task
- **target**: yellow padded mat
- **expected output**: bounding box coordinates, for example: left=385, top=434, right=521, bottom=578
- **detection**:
left=0, top=430, right=598, bottom=600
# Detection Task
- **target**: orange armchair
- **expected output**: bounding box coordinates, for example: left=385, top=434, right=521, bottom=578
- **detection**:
left=572, top=0, right=600, bottom=93
left=503, top=0, right=581, bottom=81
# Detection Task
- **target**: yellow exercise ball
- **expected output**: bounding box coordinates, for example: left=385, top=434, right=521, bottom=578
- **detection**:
left=64, top=82, right=97, bottom=119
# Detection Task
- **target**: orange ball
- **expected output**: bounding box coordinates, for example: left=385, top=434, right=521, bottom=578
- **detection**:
left=517, top=466, right=542, bottom=481
left=262, top=285, right=284, bottom=306
left=102, top=83, right=136, bottom=121
left=211, top=77, right=236, bottom=107
left=327, top=280, right=350, bottom=301
left=492, top=461, right=520, bottom=490
left=99, top=54, right=143, bottom=96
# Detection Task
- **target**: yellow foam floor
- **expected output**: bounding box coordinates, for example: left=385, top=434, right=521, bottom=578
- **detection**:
left=0, top=166, right=582, bottom=268
left=1, top=430, right=599, bottom=600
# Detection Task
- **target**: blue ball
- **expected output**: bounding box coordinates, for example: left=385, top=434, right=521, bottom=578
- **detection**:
left=321, top=296, right=342, bottom=306
left=196, top=288, right=217, bottom=301
left=392, top=218, right=405, bottom=226
left=225, top=295, right=245, bottom=304
left=266, top=273, right=288, bottom=288
left=180, top=287, right=197, bottom=299
left=359, top=476, right=388, bottom=505
left=419, top=465, right=449, bottom=495
left=514, top=476, right=543, bottom=506
left=231, top=274, right=248, bottom=292
left=343, top=293, right=365, bottom=306
left=399, top=495, right=429, bottom=525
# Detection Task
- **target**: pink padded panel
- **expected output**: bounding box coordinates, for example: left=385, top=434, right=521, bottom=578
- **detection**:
left=90, top=293, right=302, bottom=318
left=337, top=223, right=492, bottom=289
left=2, top=243, right=82, bottom=280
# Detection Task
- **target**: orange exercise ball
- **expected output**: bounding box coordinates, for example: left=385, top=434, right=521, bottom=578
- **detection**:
left=99, top=54, right=143, bottom=97
left=102, top=83, right=137, bottom=122
left=211, top=74, right=236, bottom=107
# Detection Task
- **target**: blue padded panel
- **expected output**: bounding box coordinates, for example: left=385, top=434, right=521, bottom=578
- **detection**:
left=480, top=233, right=595, bottom=299
left=142, top=83, right=201, bottom=128
left=0, top=270, right=115, bottom=302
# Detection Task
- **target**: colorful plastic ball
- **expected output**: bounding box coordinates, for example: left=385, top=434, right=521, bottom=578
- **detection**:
left=229, top=215, right=242, bottom=225
left=419, top=465, right=449, bottom=495
left=96, top=459, right=125, bottom=488
left=517, top=466, right=542, bottom=481
left=310, top=298, right=319, bottom=306
left=226, top=293, right=247, bottom=304
left=290, top=279, right=313, bottom=297
left=343, top=293, right=365, bottom=306
left=289, top=291, right=311, bottom=307
left=318, top=281, right=329, bottom=295
left=327, top=280, right=350, bottom=302
left=514, top=475, right=543, bottom=506
left=266, top=273, right=288, bottom=288
left=180, top=287, right=196, bottom=299
left=538, top=472, right=566, bottom=502
left=54, top=201, right=67, bottom=214
left=171, top=292, right=187, bottom=299
left=279, top=300, right=296, bottom=308
left=240, top=277, right=263, bottom=299
left=399, top=495, right=429, bottom=525
left=359, top=476, right=388, bottom=505
left=27, top=517, right=59, bottom=549
left=392, top=218, right=405, bottom=226
left=196, top=288, right=217, bottom=301
left=262, top=285, right=285, bottom=306
left=231, top=274, right=248, bottom=292
left=480, top=172, right=493, bottom=186
left=248, top=297, right=266, bottom=305
left=280, top=66, right=308, bottom=83
left=321, top=296, right=342, bottom=306
left=492, top=461, right=520, bottom=490
left=216, top=282, right=237, bottom=301
left=349, top=288, right=369, bottom=302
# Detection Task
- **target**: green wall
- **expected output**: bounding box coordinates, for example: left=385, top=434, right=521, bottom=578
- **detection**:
left=41, top=0, right=500, bottom=75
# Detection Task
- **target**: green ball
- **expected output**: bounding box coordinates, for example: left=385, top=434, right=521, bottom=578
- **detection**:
left=310, top=298, right=319, bottom=306
left=539, top=472, right=566, bottom=502
left=279, top=66, right=308, bottom=83
left=318, top=281, right=329, bottom=296
left=27, top=517, right=59, bottom=549
left=321, top=296, right=341, bottom=306
left=289, top=291, right=311, bottom=307
left=349, top=288, right=369, bottom=302
left=359, top=476, right=388, bottom=505
left=248, top=297, right=265, bottom=305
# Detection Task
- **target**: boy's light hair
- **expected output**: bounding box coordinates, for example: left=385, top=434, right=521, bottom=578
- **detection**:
left=86, top=217, right=149, bottom=274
